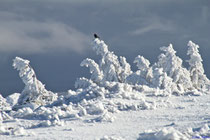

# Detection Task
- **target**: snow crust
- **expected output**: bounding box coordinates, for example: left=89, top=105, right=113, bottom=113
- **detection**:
left=0, top=37, right=210, bottom=139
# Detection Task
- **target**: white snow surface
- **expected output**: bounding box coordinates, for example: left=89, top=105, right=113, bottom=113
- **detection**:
left=0, top=38, right=210, bottom=140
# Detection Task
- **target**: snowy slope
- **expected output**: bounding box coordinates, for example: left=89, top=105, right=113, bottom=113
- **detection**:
left=0, top=38, right=210, bottom=140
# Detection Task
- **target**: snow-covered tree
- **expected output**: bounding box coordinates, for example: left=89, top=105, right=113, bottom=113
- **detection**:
left=80, top=56, right=132, bottom=85
left=81, top=38, right=132, bottom=85
left=92, top=38, right=121, bottom=82
left=119, top=56, right=132, bottom=82
left=13, top=57, right=57, bottom=105
left=187, top=41, right=210, bottom=91
left=156, top=44, right=192, bottom=92
left=126, top=55, right=150, bottom=85
left=78, top=37, right=210, bottom=96
left=81, top=58, right=103, bottom=84
left=134, top=55, right=150, bottom=75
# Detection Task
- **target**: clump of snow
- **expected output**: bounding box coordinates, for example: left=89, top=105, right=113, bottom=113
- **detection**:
left=86, top=102, right=105, bottom=115
left=95, top=111, right=115, bottom=122
left=138, top=127, right=188, bottom=140
left=13, top=57, right=57, bottom=107
left=0, top=125, right=34, bottom=136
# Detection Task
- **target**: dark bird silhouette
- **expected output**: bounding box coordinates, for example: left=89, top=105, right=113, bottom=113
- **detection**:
left=94, top=33, right=100, bottom=39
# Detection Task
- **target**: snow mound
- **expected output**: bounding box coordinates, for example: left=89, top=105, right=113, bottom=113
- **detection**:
left=138, top=124, right=210, bottom=140
left=138, top=127, right=188, bottom=140
left=0, top=125, right=34, bottom=136
left=99, top=135, right=125, bottom=140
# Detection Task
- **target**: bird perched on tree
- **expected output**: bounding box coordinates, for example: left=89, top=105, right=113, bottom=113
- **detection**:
left=94, top=33, right=100, bottom=39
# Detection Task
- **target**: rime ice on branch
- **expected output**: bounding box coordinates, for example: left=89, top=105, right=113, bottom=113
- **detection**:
left=13, top=57, right=57, bottom=105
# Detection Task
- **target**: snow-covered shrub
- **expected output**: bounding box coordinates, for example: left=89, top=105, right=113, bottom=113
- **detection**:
left=80, top=58, right=103, bottom=84
left=134, top=55, right=150, bottom=72
left=126, top=55, right=150, bottom=85
left=75, top=38, right=135, bottom=103
left=187, top=41, right=210, bottom=91
left=119, top=56, right=132, bottom=82
left=91, top=38, right=132, bottom=83
left=127, top=55, right=174, bottom=94
left=156, top=44, right=192, bottom=93
left=71, top=78, right=109, bottom=104
left=13, top=57, right=57, bottom=106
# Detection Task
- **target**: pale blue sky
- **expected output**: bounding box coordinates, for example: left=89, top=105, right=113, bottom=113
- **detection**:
left=0, top=0, right=210, bottom=96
